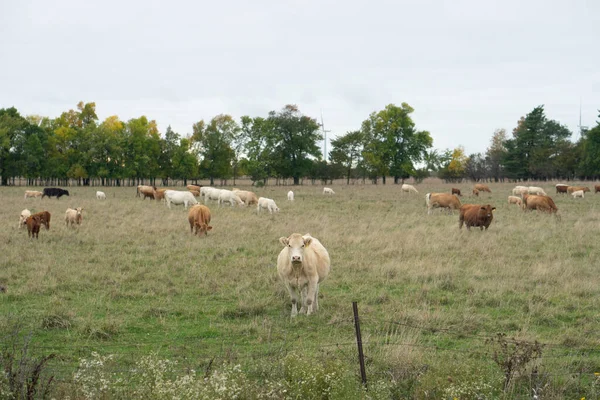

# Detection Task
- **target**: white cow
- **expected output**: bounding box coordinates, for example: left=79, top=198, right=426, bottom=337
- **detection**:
left=164, top=190, right=198, bottom=209
left=277, top=233, right=331, bottom=317
left=65, top=207, right=83, bottom=227
left=401, top=184, right=418, bottom=194
left=528, top=186, right=547, bottom=196
left=218, top=190, right=245, bottom=207
left=204, top=188, right=223, bottom=204
left=19, top=209, right=31, bottom=229
left=257, top=197, right=279, bottom=214
left=512, top=186, right=529, bottom=196
left=287, top=190, right=294, bottom=201
left=96, top=191, right=106, bottom=200
left=200, top=186, right=214, bottom=203
left=323, top=187, right=335, bottom=195
left=572, top=190, right=585, bottom=199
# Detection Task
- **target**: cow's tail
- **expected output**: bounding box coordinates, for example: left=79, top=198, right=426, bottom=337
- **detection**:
left=425, top=193, right=431, bottom=210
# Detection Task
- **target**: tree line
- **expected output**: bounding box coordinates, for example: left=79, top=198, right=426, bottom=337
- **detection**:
left=0, top=102, right=598, bottom=187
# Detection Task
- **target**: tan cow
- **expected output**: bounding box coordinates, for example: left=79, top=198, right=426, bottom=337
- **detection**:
left=401, top=184, right=418, bottom=194
left=187, top=184, right=202, bottom=192
left=153, top=188, right=170, bottom=201
left=189, top=189, right=200, bottom=197
left=425, top=193, right=462, bottom=215
left=567, top=186, right=590, bottom=194
left=233, top=189, right=258, bottom=205
left=136, top=185, right=155, bottom=199
left=19, top=209, right=31, bottom=228
left=523, top=194, right=558, bottom=214
left=508, top=196, right=522, bottom=207
left=474, top=184, right=491, bottom=193
left=277, top=233, right=331, bottom=317
left=65, top=207, right=83, bottom=227
left=188, top=205, right=212, bottom=236
left=24, top=190, right=43, bottom=199
left=472, top=188, right=479, bottom=197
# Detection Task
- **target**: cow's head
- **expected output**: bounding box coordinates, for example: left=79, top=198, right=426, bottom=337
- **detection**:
left=64, top=190, right=70, bottom=196
left=279, top=233, right=312, bottom=264
left=479, top=205, right=495, bottom=218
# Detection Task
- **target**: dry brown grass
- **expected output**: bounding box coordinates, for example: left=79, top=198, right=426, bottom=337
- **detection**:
left=1, top=181, right=600, bottom=396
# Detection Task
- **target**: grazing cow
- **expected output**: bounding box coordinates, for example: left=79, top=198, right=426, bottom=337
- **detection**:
left=572, top=190, right=585, bottom=199
left=323, top=187, right=335, bottom=195
left=19, top=209, right=31, bottom=229
left=153, top=188, right=171, bottom=202
left=472, top=188, right=479, bottom=197
left=31, top=211, right=51, bottom=230
left=42, top=188, right=70, bottom=199
left=288, top=190, right=294, bottom=201
left=401, top=184, right=418, bottom=194
left=96, top=191, right=106, bottom=200
left=136, top=185, right=155, bottom=200
left=459, top=204, right=495, bottom=230
left=204, top=188, right=223, bottom=204
left=425, top=193, right=462, bottom=215
left=26, top=216, right=42, bottom=239
left=528, top=186, right=547, bottom=196
left=567, top=186, right=590, bottom=194
left=595, top=185, right=600, bottom=193
left=556, top=184, right=569, bottom=194
left=451, top=188, right=462, bottom=196
left=189, top=189, right=200, bottom=197
left=164, top=190, right=198, bottom=209
left=65, top=207, right=83, bottom=227
left=188, top=205, right=212, bottom=236
left=474, top=184, right=491, bottom=193
left=523, top=194, right=559, bottom=214
left=218, top=190, right=245, bottom=207
left=508, top=196, right=522, bottom=207
left=24, top=190, right=43, bottom=199
left=186, top=184, right=202, bottom=192
left=277, top=233, right=330, bottom=317
left=512, top=186, right=529, bottom=196
left=257, top=197, right=279, bottom=214
left=233, top=189, right=259, bottom=205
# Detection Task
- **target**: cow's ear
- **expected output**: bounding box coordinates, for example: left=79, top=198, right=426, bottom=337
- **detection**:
left=279, top=237, right=289, bottom=246
left=492, top=207, right=496, bottom=211
left=304, top=237, right=313, bottom=247
left=207, top=226, right=213, bottom=231
left=480, top=206, right=486, bottom=210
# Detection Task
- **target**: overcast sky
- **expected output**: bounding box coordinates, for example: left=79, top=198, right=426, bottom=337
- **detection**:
left=1, top=0, right=599, bottom=155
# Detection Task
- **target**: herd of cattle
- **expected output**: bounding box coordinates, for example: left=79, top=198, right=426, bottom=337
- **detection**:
left=14, top=181, right=598, bottom=316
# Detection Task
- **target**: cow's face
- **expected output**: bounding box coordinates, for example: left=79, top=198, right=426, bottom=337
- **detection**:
left=279, top=234, right=312, bottom=264
left=65, top=190, right=70, bottom=196
left=479, top=205, right=495, bottom=218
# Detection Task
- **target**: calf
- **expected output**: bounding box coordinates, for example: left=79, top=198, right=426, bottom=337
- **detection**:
left=96, top=191, right=106, bottom=200
left=323, top=187, right=335, bottom=195
left=472, top=188, right=479, bottom=197
left=65, top=207, right=83, bottom=227
left=572, top=190, right=585, bottom=199
left=451, top=188, right=462, bottom=196
left=257, top=197, right=279, bottom=214
left=401, top=184, right=418, bottom=194
left=31, top=211, right=51, bottom=230
left=474, top=184, right=491, bottom=193
left=24, top=190, right=43, bottom=199
left=19, top=209, right=31, bottom=229
left=459, top=204, right=495, bottom=231
left=508, top=196, right=522, bottom=207
left=288, top=190, right=294, bottom=201
left=26, top=216, right=42, bottom=239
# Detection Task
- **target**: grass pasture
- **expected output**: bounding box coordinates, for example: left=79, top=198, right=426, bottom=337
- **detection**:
left=1, top=182, right=600, bottom=398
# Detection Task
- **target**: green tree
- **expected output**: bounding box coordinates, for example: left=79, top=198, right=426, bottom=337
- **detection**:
left=266, top=105, right=322, bottom=185
left=578, top=111, right=600, bottom=178
left=0, top=108, right=28, bottom=185
left=192, top=115, right=238, bottom=186
left=486, top=129, right=507, bottom=182
left=361, top=103, right=432, bottom=184
left=240, top=116, right=272, bottom=184
left=329, top=130, right=364, bottom=184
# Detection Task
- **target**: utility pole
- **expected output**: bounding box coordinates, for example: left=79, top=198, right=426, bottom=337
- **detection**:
left=320, top=111, right=331, bottom=163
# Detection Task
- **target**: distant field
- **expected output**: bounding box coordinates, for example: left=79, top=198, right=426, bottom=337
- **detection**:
left=1, top=182, right=600, bottom=398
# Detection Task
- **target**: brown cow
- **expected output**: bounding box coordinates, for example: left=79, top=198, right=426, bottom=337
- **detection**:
left=556, top=184, right=569, bottom=194
left=595, top=185, right=600, bottom=193
left=459, top=204, right=495, bottom=230
left=472, top=188, right=479, bottom=197
left=188, top=205, right=212, bottom=236
left=451, top=188, right=462, bottom=196
left=189, top=189, right=200, bottom=197
left=26, top=216, right=42, bottom=239
left=187, top=184, right=202, bottom=192
left=31, top=211, right=51, bottom=230
left=153, top=188, right=170, bottom=201
left=136, top=185, right=156, bottom=200
left=426, top=193, right=462, bottom=215
left=523, top=194, right=558, bottom=214
left=474, top=184, right=491, bottom=193
left=567, top=186, right=590, bottom=194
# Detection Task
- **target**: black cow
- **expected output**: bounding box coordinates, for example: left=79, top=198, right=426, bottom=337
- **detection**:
left=42, top=188, right=70, bottom=199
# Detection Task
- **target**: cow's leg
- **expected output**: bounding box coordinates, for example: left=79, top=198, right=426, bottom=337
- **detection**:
left=299, top=286, right=308, bottom=314
left=314, top=283, right=320, bottom=312
left=305, top=278, right=319, bottom=315
left=287, top=284, right=299, bottom=317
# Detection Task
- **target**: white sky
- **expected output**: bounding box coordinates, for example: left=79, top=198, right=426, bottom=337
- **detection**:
left=1, top=0, right=599, bottom=156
